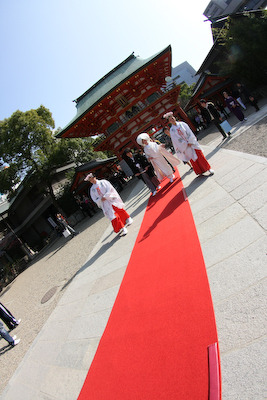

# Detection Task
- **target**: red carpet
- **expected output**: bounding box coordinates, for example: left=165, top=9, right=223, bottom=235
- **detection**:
left=78, top=172, right=221, bottom=399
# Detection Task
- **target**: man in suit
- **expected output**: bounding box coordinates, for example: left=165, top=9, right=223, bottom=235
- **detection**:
left=200, top=99, right=228, bottom=139
left=123, top=148, right=160, bottom=196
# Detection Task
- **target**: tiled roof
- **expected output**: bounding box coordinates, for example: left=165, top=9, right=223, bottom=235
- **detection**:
left=57, top=46, right=171, bottom=137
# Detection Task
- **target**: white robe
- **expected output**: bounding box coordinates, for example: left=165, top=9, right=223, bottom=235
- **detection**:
left=170, top=121, right=201, bottom=162
left=90, top=179, right=125, bottom=221
left=143, top=142, right=180, bottom=181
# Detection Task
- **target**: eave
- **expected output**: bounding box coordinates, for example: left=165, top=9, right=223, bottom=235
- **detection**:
left=185, top=74, right=232, bottom=111
left=56, top=46, right=172, bottom=139
left=70, top=157, right=117, bottom=192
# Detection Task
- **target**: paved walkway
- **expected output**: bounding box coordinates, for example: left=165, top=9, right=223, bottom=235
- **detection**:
left=0, top=105, right=266, bottom=399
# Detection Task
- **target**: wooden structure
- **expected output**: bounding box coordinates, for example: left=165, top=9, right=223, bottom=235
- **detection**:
left=70, top=157, right=120, bottom=195
left=185, top=73, right=232, bottom=112
left=57, top=45, right=194, bottom=158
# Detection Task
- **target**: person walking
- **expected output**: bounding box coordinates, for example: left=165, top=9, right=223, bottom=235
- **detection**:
left=0, top=321, right=20, bottom=346
left=163, top=112, right=214, bottom=176
left=85, top=173, right=133, bottom=236
left=0, top=302, right=21, bottom=330
left=136, top=133, right=180, bottom=183
left=123, top=148, right=160, bottom=196
left=199, top=99, right=228, bottom=139
left=223, top=91, right=246, bottom=122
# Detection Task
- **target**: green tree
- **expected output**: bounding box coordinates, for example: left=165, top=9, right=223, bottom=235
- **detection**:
left=178, top=83, right=195, bottom=108
left=218, top=11, right=267, bottom=87
left=0, top=106, right=106, bottom=200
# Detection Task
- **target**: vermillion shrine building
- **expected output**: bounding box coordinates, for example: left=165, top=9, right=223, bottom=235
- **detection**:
left=57, top=45, right=194, bottom=158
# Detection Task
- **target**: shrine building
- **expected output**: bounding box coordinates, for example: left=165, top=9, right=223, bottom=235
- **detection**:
left=57, top=45, right=194, bottom=158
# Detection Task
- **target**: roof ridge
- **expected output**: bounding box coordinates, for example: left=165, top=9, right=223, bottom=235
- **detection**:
left=74, top=53, right=136, bottom=104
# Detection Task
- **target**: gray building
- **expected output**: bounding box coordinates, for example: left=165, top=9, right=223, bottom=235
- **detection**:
left=204, top=0, right=267, bottom=19
left=171, top=61, right=198, bottom=86
left=165, top=61, right=198, bottom=88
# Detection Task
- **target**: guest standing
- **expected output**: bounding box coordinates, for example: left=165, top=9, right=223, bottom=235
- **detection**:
left=56, top=213, right=78, bottom=237
left=223, top=91, right=246, bottom=122
left=123, top=148, right=160, bottom=196
left=216, top=100, right=230, bottom=119
left=235, top=83, right=260, bottom=112
left=232, top=84, right=247, bottom=110
left=199, top=99, right=228, bottom=139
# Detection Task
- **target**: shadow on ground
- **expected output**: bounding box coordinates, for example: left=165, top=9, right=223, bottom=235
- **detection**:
left=60, top=179, right=148, bottom=292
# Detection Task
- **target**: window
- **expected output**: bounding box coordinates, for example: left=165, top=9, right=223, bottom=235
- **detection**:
left=146, top=93, right=160, bottom=104
left=106, top=122, right=120, bottom=135
left=212, top=6, right=219, bottom=15
left=116, top=95, right=129, bottom=108
left=125, top=105, right=140, bottom=120
left=243, top=0, right=261, bottom=9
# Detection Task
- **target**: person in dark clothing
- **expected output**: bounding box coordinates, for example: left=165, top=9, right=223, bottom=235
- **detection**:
left=200, top=99, right=228, bottom=139
left=116, top=165, right=128, bottom=183
left=56, top=213, right=78, bottom=237
left=80, top=194, right=96, bottom=217
left=248, top=95, right=260, bottom=112
left=0, top=302, right=21, bottom=330
left=223, top=91, right=246, bottom=122
left=232, top=84, right=247, bottom=110
left=123, top=148, right=160, bottom=196
left=135, top=150, right=162, bottom=183
left=236, top=83, right=260, bottom=112
left=216, top=100, right=230, bottom=119
left=200, top=107, right=211, bottom=128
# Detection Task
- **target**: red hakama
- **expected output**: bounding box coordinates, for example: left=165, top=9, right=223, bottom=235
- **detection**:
left=111, top=205, right=130, bottom=233
left=190, top=149, right=211, bottom=175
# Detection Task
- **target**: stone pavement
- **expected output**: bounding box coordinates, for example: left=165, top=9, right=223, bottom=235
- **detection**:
left=1, top=105, right=266, bottom=399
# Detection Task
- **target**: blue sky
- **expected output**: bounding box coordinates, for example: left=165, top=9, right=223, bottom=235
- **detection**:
left=0, top=0, right=213, bottom=130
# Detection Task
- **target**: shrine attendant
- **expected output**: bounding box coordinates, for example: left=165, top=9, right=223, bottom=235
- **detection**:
left=136, top=133, right=180, bottom=183
left=85, top=173, right=133, bottom=236
left=163, top=112, right=214, bottom=176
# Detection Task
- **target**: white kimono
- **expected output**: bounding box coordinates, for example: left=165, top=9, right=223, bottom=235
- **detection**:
left=143, top=141, right=180, bottom=181
left=90, top=179, right=125, bottom=221
left=170, top=121, right=201, bottom=162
